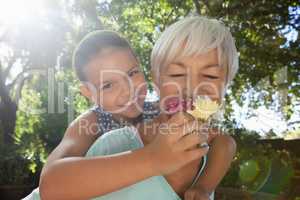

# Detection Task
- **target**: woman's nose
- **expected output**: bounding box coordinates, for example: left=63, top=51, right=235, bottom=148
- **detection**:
left=187, top=73, right=218, bottom=100
left=187, top=73, right=201, bottom=97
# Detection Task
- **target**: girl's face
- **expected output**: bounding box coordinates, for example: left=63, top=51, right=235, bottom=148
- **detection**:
left=81, top=48, right=147, bottom=121
left=157, top=48, right=226, bottom=113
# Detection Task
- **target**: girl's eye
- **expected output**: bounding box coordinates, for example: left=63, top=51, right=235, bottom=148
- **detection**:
left=128, top=68, right=141, bottom=77
left=101, top=82, right=113, bottom=90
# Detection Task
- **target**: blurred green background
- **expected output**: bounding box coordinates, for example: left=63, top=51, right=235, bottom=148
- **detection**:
left=0, top=0, right=299, bottom=199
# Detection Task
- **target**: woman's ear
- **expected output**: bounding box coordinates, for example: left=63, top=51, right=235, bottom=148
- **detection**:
left=79, top=83, right=95, bottom=103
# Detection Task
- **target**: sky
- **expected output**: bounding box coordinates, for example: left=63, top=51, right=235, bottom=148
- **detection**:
left=237, top=8, right=299, bottom=137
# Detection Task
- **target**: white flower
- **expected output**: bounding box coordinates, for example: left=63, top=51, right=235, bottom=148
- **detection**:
left=187, top=96, right=220, bottom=121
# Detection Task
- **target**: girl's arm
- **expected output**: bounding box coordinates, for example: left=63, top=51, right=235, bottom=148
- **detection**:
left=40, top=111, right=157, bottom=200
left=40, top=146, right=158, bottom=200
left=39, top=112, right=209, bottom=200
left=186, top=134, right=236, bottom=198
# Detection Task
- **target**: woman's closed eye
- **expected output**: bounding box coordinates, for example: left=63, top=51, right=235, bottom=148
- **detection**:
left=203, top=74, right=219, bottom=79
left=168, top=73, right=186, bottom=77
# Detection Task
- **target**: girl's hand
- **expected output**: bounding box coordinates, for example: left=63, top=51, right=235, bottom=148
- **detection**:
left=184, top=186, right=210, bottom=200
left=145, top=112, right=209, bottom=175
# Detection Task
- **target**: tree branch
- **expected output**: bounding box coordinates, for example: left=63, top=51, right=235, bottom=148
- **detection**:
left=166, top=7, right=176, bottom=22
left=0, top=62, right=12, bottom=104
left=3, top=55, right=18, bottom=80
left=193, top=0, right=201, bottom=15
left=84, top=2, right=103, bottom=29
left=288, top=121, right=300, bottom=126
left=150, top=0, right=154, bottom=19
left=288, top=22, right=299, bottom=31
left=145, top=33, right=154, bottom=45
left=7, top=66, right=31, bottom=91
left=14, top=75, right=31, bottom=105
left=183, top=7, right=192, bottom=17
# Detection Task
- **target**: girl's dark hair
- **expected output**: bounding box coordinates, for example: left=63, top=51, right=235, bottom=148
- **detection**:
left=72, top=30, right=134, bottom=81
